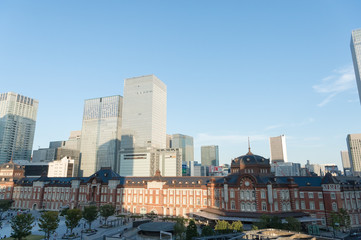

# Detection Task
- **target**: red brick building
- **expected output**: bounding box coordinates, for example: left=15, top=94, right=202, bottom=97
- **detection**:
left=2, top=150, right=361, bottom=228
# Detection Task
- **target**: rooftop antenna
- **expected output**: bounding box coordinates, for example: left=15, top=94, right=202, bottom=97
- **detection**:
left=247, top=137, right=253, bottom=155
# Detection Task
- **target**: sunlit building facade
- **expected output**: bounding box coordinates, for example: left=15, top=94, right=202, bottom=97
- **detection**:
left=80, top=96, right=122, bottom=177
left=351, top=28, right=361, bottom=105
left=0, top=92, right=38, bottom=163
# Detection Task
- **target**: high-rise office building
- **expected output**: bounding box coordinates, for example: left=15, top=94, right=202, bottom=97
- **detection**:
left=0, top=92, right=38, bottom=163
left=201, top=145, right=219, bottom=166
left=269, top=135, right=288, bottom=163
left=171, top=134, right=194, bottom=163
left=351, top=29, right=361, bottom=104
left=120, top=75, right=167, bottom=149
left=79, top=96, right=122, bottom=177
left=347, top=133, right=361, bottom=176
left=341, top=150, right=352, bottom=176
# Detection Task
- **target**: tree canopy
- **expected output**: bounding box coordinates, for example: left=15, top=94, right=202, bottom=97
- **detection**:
left=83, top=205, right=98, bottom=230
left=10, top=213, right=35, bottom=240
left=186, top=219, right=198, bottom=240
left=99, top=204, right=115, bottom=225
left=174, top=217, right=186, bottom=240
left=65, top=209, right=82, bottom=234
left=39, top=211, right=60, bottom=240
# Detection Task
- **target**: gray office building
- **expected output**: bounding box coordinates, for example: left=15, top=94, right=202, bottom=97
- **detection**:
left=347, top=133, right=361, bottom=176
left=351, top=29, right=361, bottom=104
left=79, top=95, right=123, bottom=177
left=0, top=92, right=38, bottom=163
left=171, top=134, right=194, bottom=164
left=201, top=145, right=219, bottom=166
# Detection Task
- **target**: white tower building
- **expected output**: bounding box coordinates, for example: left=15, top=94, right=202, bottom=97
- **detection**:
left=351, top=29, right=361, bottom=105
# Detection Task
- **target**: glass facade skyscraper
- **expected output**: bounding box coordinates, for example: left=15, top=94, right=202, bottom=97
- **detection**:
left=351, top=29, right=361, bottom=104
left=201, top=145, right=219, bottom=166
left=0, top=92, right=38, bottom=163
left=79, top=95, right=122, bottom=177
left=171, top=134, right=194, bottom=163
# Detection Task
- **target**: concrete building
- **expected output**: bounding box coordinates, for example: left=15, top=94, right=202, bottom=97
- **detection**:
left=341, top=150, right=352, bottom=176
left=170, top=134, right=194, bottom=164
left=201, top=145, right=219, bottom=166
left=189, top=161, right=208, bottom=176
left=32, top=141, right=66, bottom=163
left=80, top=96, right=123, bottom=177
left=120, top=75, right=167, bottom=150
left=271, top=162, right=301, bottom=176
left=118, top=147, right=182, bottom=176
left=347, top=133, right=361, bottom=176
left=351, top=28, right=361, bottom=105
left=0, top=92, right=38, bottom=163
left=48, top=157, right=75, bottom=177
left=269, top=134, right=288, bottom=163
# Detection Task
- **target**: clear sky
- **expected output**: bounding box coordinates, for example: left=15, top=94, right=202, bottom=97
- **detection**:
left=1, top=1, right=361, bottom=167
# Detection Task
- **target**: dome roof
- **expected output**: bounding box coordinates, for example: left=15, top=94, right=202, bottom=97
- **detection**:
left=231, top=151, right=269, bottom=167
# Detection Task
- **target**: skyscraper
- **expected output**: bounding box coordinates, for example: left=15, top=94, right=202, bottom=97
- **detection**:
left=269, top=135, right=288, bottom=163
left=351, top=29, right=361, bottom=104
left=79, top=95, right=122, bottom=177
left=201, top=145, right=219, bottom=166
left=341, top=150, right=352, bottom=176
left=171, top=134, right=194, bottom=163
left=347, top=133, right=361, bottom=176
left=0, top=92, right=38, bottom=163
left=120, top=75, right=167, bottom=149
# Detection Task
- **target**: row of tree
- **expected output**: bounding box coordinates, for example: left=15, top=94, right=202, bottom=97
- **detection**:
left=254, top=215, right=302, bottom=232
left=9, top=204, right=116, bottom=240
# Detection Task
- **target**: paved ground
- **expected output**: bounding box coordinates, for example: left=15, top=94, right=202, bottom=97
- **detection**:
left=0, top=210, right=128, bottom=240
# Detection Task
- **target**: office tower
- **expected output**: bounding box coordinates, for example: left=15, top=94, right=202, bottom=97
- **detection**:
left=347, top=133, right=361, bottom=176
left=351, top=29, right=361, bottom=104
left=201, top=145, right=219, bottom=166
left=79, top=96, right=122, bottom=177
left=63, top=131, right=81, bottom=151
left=171, top=134, right=194, bottom=163
left=341, top=150, right=352, bottom=176
left=32, top=141, right=66, bottom=163
left=121, top=75, right=167, bottom=149
left=269, top=135, right=288, bottom=163
left=0, top=92, right=39, bottom=163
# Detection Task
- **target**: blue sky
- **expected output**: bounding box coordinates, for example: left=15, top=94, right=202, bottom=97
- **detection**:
left=1, top=1, right=361, bottom=167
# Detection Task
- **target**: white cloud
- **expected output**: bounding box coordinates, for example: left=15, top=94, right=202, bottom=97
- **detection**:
left=265, top=124, right=283, bottom=130
left=313, top=66, right=356, bottom=107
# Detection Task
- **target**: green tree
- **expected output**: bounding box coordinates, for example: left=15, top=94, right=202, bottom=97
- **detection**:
left=65, top=209, right=82, bottom=234
left=201, top=225, right=214, bottom=236
left=174, top=217, right=186, bottom=240
left=186, top=219, right=198, bottom=240
left=83, top=205, right=98, bottom=231
left=0, top=199, right=13, bottom=219
left=251, top=225, right=259, bottom=230
left=284, top=217, right=301, bottom=232
left=214, top=220, right=231, bottom=234
left=10, top=213, right=35, bottom=240
left=60, top=207, right=69, bottom=217
left=256, top=215, right=282, bottom=230
left=231, top=221, right=243, bottom=232
left=99, top=204, right=115, bottom=226
left=338, top=208, right=351, bottom=231
left=39, top=211, right=60, bottom=240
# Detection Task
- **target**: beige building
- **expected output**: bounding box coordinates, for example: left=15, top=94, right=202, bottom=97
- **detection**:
left=48, top=157, right=75, bottom=177
left=269, top=134, right=288, bottom=163
left=347, top=133, right=361, bottom=175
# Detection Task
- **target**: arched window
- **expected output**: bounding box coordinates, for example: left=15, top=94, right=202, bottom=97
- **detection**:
left=252, top=203, right=256, bottom=212
left=241, top=203, right=245, bottom=211
left=246, top=203, right=251, bottom=211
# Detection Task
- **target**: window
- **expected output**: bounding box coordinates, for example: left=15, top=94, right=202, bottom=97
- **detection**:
left=274, top=202, right=278, bottom=211
left=300, top=192, right=304, bottom=198
left=294, top=190, right=298, bottom=198
left=261, top=190, right=266, bottom=199
left=318, top=192, right=323, bottom=199
left=190, top=197, right=193, bottom=205
left=301, top=201, right=306, bottom=210
left=197, top=198, right=200, bottom=205
left=308, top=192, right=314, bottom=199
left=332, top=202, right=338, bottom=211
left=282, top=203, right=287, bottom=212
left=295, top=200, right=299, bottom=210
left=231, top=201, right=235, bottom=210
left=230, top=189, right=235, bottom=198
left=310, top=201, right=315, bottom=210
left=241, top=203, right=245, bottom=211
left=331, top=193, right=336, bottom=199
left=240, top=191, right=244, bottom=200
left=183, top=197, right=186, bottom=205
left=163, top=197, right=167, bottom=204
left=204, top=198, right=207, bottom=205
left=262, top=202, right=267, bottom=211
left=150, top=196, right=153, bottom=203
left=319, top=202, right=324, bottom=210
left=273, top=189, right=277, bottom=199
